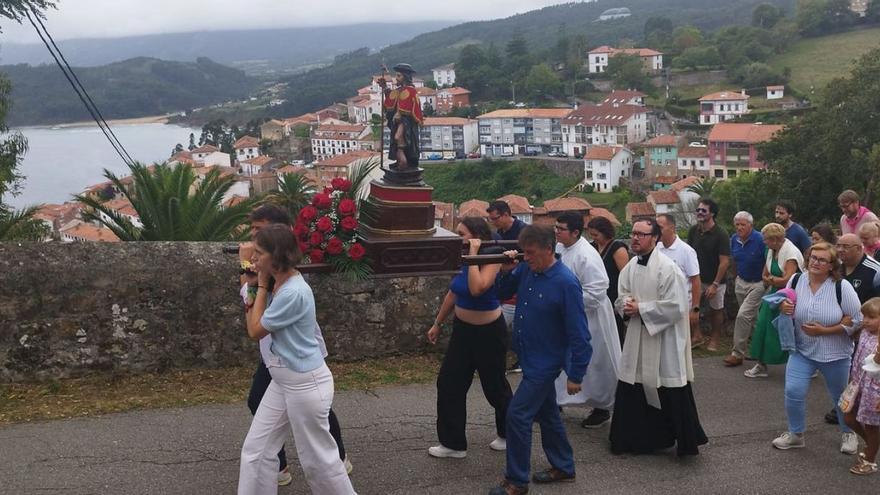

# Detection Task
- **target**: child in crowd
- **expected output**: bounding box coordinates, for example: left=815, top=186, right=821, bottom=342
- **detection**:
left=843, top=297, right=880, bottom=475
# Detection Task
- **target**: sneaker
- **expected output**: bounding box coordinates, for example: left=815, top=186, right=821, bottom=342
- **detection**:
left=277, top=467, right=292, bottom=486
left=507, top=361, right=522, bottom=374
left=344, top=457, right=353, bottom=475
left=772, top=431, right=805, bottom=450
left=428, top=445, right=467, bottom=458
left=825, top=408, right=839, bottom=425
left=744, top=363, right=768, bottom=378
left=489, top=437, right=507, bottom=451
left=841, top=432, right=859, bottom=455
left=581, top=408, right=611, bottom=429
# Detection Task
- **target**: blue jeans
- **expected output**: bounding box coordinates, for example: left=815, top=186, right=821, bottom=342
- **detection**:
left=505, top=374, right=575, bottom=486
left=784, top=352, right=852, bottom=434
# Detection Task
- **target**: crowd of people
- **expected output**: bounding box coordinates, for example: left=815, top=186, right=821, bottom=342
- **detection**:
left=231, top=188, right=880, bottom=494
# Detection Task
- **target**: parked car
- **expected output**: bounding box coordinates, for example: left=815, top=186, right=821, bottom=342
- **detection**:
left=549, top=151, right=567, bottom=158
left=523, top=150, right=539, bottom=156
left=467, top=151, right=481, bottom=159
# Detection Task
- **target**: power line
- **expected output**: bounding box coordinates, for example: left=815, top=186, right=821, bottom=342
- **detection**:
left=24, top=8, right=136, bottom=167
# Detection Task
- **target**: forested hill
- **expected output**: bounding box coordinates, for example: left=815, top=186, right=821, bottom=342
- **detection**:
left=274, top=0, right=796, bottom=116
left=4, top=57, right=257, bottom=126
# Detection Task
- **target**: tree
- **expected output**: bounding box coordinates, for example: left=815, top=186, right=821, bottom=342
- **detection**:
left=0, top=205, right=49, bottom=241
left=605, top=55, right=654, bottom=93
left=671, top=26, right=703, bottom=52
left=796, top=0, right=832, bottom=36
left=267, top=172, right=316, bottom=219
left=687, top=177, right=718, bottom=197
left=752, top=3, right=783, bottom=28
left=425, top=80, right=438, bottom=90
left=644, top=16, right=674, bottom=43
left=673, top=46, right=722, bottom=69
left=171, top=143, right=184, bottom=156
left=506, top=33, right=529, bottom=58
left=76, top=162, right=255, bottom=241
left=0, top=0, right=57, bottom=27
left=188, top=133, right=196, bottom=150
left=522, top=64, right=562, bottom=101
left=733, top=62, right=787, bottom=87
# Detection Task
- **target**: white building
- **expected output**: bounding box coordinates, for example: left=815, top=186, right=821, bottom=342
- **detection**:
left=677, top=145, right=711, bottom=179
left=240, top=156, right=279, bottom=177
left=698, top=90, right=750, bottom=125
left=417, top=87, right=437, bottom=113
left=432, top=63, right=456, bottom=87
left=584, top=146, right=633, bottom=193
left=310, top=123, right=373, bottom=161
left=420, top=117, right=479, bottom=159
left=562, top=96, right=648, bottom=157
left=766, top=85, right=785, bottom=100
left=189, top=145, right=232, bottom=168
left=587, top=46, right=663, bottom=74
left=476, top=108, right=571, bottom=157
left=233, top=136, right=261, bottom=162
left=597, top=7, right=632, bottom=21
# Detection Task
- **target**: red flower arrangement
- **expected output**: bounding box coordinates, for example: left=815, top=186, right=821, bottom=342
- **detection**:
left=294, top=176, right=371, bottom=279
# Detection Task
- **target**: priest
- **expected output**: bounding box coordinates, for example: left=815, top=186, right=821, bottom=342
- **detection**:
left=610, top=218, right=708, bottom=456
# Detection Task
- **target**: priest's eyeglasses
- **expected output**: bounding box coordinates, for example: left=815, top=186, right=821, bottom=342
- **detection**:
left=631, top=231, right=653, bottom=238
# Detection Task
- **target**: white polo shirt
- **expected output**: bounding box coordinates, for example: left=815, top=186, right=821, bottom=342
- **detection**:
left=659, top=235, right=701, bottom=305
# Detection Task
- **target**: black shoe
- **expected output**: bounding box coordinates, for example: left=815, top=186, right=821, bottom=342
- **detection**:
left=507, top=361, right=522, bottom=373
left=825, top=408, right=839, bottom=425
left=581, top=408, right=611, bottom=429
left=532, top=467, right=575, bottom=484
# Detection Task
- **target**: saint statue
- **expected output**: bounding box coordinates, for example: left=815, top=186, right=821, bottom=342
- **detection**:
left=378, top=63, right=423, bottom=174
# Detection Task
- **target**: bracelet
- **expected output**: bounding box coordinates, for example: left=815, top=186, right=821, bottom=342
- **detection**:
left=256, top=285, right=267, bottom=290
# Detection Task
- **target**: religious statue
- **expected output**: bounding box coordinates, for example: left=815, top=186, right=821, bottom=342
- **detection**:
left=378, top=63, right=423, bottom=173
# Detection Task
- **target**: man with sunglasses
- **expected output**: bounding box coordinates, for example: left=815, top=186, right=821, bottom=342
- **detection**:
left=687, top=198, right=730, bottom=351
left=610, top=219, right=708, bottom=456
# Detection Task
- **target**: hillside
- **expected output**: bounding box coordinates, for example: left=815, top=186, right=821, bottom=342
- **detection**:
left=274, top=0, right=796, bottom=116
left=769, top=26, right=880, bottom=94
left=4, top=57, right=257, bottom=126
left=0, top=22, right=456, bottom=75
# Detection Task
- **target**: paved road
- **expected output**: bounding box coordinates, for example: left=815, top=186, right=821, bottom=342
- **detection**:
left=1, top=357, right=874, bottom=494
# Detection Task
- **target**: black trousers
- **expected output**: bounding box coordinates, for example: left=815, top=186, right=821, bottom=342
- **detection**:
left=248, top=360, right=347, bottom=469
left=436, top=315, right=513, bottom=451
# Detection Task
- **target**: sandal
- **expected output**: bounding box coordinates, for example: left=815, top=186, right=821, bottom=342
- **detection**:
left=850, top=454, right=878, bottom=475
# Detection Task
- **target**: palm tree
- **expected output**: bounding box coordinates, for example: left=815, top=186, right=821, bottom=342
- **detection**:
left=76, top=162, right=255, bottom=241
left=687, top=177, right=718, bottom=198
left=266, top=171, right=316, bottom=219
left=0, top=205, right=49, bottom=240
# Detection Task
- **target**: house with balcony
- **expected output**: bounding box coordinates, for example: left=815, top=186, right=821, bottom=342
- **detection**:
left=677, top=145, right=711, bottom=179
left=707, top=123, right=784, bottom=179
left=476, top=108, right=571, bottom=157
left=584, top=145, right=633, bottom=192
left=698, top=90, right=750, bottom=125
left=435, top=87, right=471, bottom=114
left=233, top=136, right=261, bottom=162
left=310, top=124, right=372, bottom=161
left=419, top=117, right=479, bottom=160
left=641, top=134, right=685, bottom=180
left=561, top=101, right=647, bottom=157
left=587, top=46, right=663, bottom=74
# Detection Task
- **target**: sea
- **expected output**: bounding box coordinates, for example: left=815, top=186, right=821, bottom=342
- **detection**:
left=7, top=123, right=201, bottom=209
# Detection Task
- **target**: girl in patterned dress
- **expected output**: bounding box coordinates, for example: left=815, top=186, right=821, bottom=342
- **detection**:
left=843, top=297, right=880, bottom=475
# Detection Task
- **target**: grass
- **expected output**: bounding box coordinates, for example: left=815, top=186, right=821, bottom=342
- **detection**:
left=0, top=354, right=442, bottom=425
left=769, top=27, right=880, bottom=94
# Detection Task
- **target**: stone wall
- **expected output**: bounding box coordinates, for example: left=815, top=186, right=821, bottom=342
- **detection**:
left=0, top=242, right=451, bottom=383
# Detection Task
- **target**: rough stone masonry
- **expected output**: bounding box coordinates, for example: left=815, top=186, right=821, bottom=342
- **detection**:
left=0, top=242, right=451, bottom=382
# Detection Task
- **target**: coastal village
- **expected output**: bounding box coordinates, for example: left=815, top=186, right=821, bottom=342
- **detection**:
left=30, top=41, right=804, bottom=242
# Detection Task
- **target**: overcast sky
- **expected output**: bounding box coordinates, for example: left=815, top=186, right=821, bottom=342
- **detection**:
left=0, top=0, right=573, bottom=43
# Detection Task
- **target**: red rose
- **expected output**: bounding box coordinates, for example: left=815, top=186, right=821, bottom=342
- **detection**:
left=331, top=177, right=352, bottom=192
left=299, top=205, right=318, bottom=221
left=298, top=241, right=309, bottom=254
left=323, top=187, right=334, bottom=195
left=312, top=193, right=332, bottom=210
left=309, top=249, right=325, bottom=264
left=340, top=215, right=358, bottom=231
left=326, top=237, right=344, bottom=255
left=309, top=231, right=324, bottom=247
left=348, top=242, right=366, bottom=261
left=338, top=198, right=356, bottom=216
left=316, top=216, right=334, bottom=232
left=292, top=222, right=309, bottom=238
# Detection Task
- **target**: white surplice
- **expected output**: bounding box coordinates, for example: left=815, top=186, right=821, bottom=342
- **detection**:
left=615, top=249, right=693, bottom=409
left=554, top=238, right=622, bottom=409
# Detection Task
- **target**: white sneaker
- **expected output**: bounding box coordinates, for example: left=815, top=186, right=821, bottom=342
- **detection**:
left=344, top=457, right=353, bottom=475
left=744, top=363, right=768, bottom=378
left=841, top=432, right=859, bottom=455
left=489, top=437, right=507, bottom=451
left=428, top=445, right=467, bottom=458
left=278, top=467, right=292, bottom=486
left=772, top=431, right=805, bottom=450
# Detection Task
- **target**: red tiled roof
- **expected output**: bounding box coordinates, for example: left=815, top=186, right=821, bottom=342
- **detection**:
left=584, top=146, right=626, bottom=161
left=600, top=90, right=646, bottom=104
left=585, top=207, right=621, bottom=227
left=276, top=165, right=307, bottom=176
left=626, top=202, right=656, bottom=217
left=671, top=176, right=702, bottom=192
left=242, top=156, right=276, bottom=167
left=458, top=199, right=490, bottom=218
left=439, top=87, right=471, bottom=96
left=103, top=197, right=139, bottom=217
left=314, top=123, right=368, bottom=133
left=423, top=117, right=473, bottom=126
left=699, top=91, right=750, bottom=102
left=677, top=146, right=709, bottom=158
left=316, top=150, right=380, bottom=168
left=648, top=190, right=681, bottom=205
left=61, top=222, right=120, bottom=242
left=589, top=45, right=663, bottom=56
left=283, top=113, right=317, bottom=125
left=707, top=123, right=784, bottom=144
left=233, top=136, right=260, bottom=148
left=543, top=196, right=593, bottom=212
left=478, top=108, right=573, bottom=119
left=643, top=135, right=681, bottom=147
left=496, top=194, right=532, bottom=215
left=563, top=103, right=645, bottom=125
left=416, top=87, right=437, bottom=96
left=224, top=195, right=249, bottom=208
left=191, top=144, right=220, bottom=154
left=654, top=176, right=678, bottom=185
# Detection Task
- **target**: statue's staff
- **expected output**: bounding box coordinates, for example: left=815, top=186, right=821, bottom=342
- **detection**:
left=378, top=63, right=389, bottom=172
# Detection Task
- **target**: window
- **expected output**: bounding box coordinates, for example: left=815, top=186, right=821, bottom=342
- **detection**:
left=728, top=170, right=737, bottom=178
left=714, top=169, right=724, bottom=178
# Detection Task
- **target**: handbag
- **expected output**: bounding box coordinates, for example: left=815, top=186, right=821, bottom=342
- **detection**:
left=838, top=380, right=860, bottom=413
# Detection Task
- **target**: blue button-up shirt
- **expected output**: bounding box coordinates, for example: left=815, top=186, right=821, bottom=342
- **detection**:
left=497, top=260, right=592, bottom=383
left=730, top=229, right=766, bottom=282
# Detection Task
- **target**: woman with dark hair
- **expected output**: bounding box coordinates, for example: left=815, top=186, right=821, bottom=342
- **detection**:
left=810, top=223, right=838, bottom=246
left=426, top=217, right=513, bottom=458
left=238, top=225, right=355, bottom=495
left=587, top=216, right=629, bottom=344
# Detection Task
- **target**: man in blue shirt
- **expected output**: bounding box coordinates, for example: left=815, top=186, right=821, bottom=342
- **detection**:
left=775, top=200, right=811, bottom=254
left=725, top=211, right=767, bottom=367
left=488, top=200, right=528, bottom=373
left=489, top=225, right=592, bottom=495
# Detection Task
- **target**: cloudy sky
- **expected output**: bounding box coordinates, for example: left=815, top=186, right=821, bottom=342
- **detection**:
left=0, top=0, right=573, bottom=43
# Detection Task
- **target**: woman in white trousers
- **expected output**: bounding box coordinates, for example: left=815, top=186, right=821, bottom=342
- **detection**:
left=238, top=225, right=356, bottom=495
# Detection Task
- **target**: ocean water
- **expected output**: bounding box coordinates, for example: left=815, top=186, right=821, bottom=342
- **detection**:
left=7, top=123, right=200, bottom=209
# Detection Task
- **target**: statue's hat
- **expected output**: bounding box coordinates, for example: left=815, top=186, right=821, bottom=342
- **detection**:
left=393, top=63, right=416, bottom=75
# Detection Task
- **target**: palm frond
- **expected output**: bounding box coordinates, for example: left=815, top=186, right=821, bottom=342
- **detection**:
left=0, top=205, right=50, bottom=241
left=347, top=156, right=380, bottom=202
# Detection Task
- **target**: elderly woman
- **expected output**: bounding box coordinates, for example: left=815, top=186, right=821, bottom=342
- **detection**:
left=774, top=242, right=862, bottom=455
left=744, top=223, right=804, bottom=379
left=859, top=222, right=880, bottom=259
left=587, top=216, right=629, bottom=345
left=810, top=223, right=838, bottom=246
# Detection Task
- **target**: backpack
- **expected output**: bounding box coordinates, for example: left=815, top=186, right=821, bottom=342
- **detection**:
left=790, top=272, right=842, bottom=305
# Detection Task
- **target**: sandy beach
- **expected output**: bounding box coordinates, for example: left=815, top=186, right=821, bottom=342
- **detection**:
left=51, top=114, right=176, bottom=129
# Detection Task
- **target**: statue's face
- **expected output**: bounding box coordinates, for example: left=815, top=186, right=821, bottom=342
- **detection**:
left=394, top=72, right=406, bottom=85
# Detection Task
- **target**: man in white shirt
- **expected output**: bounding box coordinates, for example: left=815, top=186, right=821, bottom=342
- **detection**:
left=656, top=214, right=701, bottom=330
